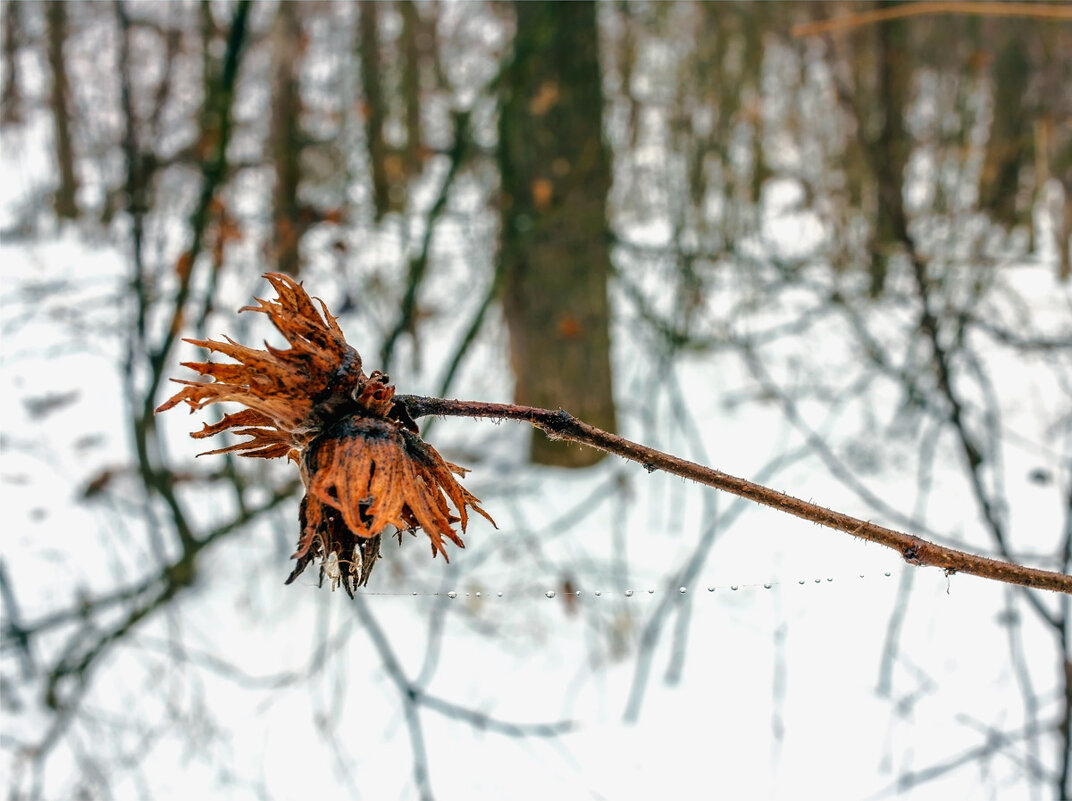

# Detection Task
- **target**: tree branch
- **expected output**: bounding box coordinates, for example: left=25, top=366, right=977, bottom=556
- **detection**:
left=380, top=109, right=470, bottom=370
left=399, top=395, right=1072, bottom=595
left=791, top=2, right=1072, bottom=39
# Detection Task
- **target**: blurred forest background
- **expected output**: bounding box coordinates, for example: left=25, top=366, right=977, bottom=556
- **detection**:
left=2, top=2, right=1071, bottom=800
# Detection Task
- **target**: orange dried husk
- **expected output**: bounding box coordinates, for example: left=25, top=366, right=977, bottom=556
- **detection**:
left=155, top=272, right=494, bottom=593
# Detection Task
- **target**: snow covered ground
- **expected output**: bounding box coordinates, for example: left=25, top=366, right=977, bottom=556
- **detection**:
left=3, top=9, right=1071, bottom=800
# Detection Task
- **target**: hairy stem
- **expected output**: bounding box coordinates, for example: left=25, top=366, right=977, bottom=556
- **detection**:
left=399, top=395, right=1072, bottom=595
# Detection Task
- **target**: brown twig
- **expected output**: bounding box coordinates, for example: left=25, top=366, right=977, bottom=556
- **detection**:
left=399, top=395, right=1072, bottom=595
left=791, top=2, right=1072, bottom=38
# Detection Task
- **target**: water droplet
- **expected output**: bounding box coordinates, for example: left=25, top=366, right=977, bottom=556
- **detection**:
left=826, top=578, right=833, bottom=582
left=575, top=590, right=582, bottom=597
left=647, top=588, right=655, bottom=594
left=625, top=589, right=634, bottom=597
left=412, top=591, right=418, bottom=596
left=497, top=591, right=503, bottom=597
left=814, top=579, right=821, bottom=584
left=707, top=586, right=715, bottom=592
left=595, top=590, right=602, bottom=596
left=545, top=590, right=556, bottom=599
left=884, top=572, right=891, bottom=577
left=465, top=592, right=471, bottom=597
left=475, top=592, right=482, bottom=597
left=678, top=586, right=687, bottom=594
left=447, top=591, right=457, bottom=599
left=798, top=580, right=805, bottom=585
left=859, top=574, right=865, bottom=579
left=763, top=583, right=772, bottom=589
left=731, top=585, right=739, bottom=591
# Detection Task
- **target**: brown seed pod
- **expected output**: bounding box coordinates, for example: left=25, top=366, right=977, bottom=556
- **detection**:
left=156, top=273, right=494, bottom=594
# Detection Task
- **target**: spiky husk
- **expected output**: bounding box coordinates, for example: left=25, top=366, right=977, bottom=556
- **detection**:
left=156, top=273, right=493, bottom=592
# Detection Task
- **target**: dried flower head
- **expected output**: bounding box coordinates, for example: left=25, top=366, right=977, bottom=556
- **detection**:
left=156, top=273, right=493, bottom=594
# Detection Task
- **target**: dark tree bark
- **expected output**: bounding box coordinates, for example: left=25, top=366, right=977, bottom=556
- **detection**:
left=1057, top=137, right=1072, bottom=281
left=870, top=0, right=910, bottom=297
left=359, top=1, right=390, bottom=220
left=45, top=0, right=79, bottom=219
left=498, top=0, right=617, bottom=467
left=270, top=1, right=304, bottom=275
left=742, top=4, right=772, bottom=205
left=1, top=0, right=22, bottom=126
left=399, top=0, right=423, bottom=178
left=978, top=30, right=1031, bottom=229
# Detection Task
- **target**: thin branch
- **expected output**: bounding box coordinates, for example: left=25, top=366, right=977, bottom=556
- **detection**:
left=791, top=2, right=1072, bottom=38
left=434, top=256, right=504, bottom=399
left=622, top=443, right=809, bottom=723
left=1059, top=483, right=1072, bottom=799
left=889, top=716, right=1056, bottom=794
left=352, top=595, right=573, bottom=799
left=144, top=0, right=251, bottom=417
left=11, top=482, right=299, bottom=717
left=814, top=56, right=1072, bottom=613
left=399, top=395, right=1072, bottom=595
left=380, top=110, right=470, bottom=370
left=114, top=0, right=147, bottom=341
left=417, top=693, right=574, bottom=738
left=128, top=0, right=251, bottom=560
left=0, top=559, right=35, bottom=677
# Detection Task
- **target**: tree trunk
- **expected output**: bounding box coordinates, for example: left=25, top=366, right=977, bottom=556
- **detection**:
left=399, top=0, right=423, bottom=178
left=498, top=0, right=617, bottom=467
left=2, top=0, right=22, bottom=126
left=1056, top=137, right=1072, bottom=281
left=359, top=2, right=390, bottom=220
left=45, top=0, right=79, bottom=219
left=978, top=30, right=1031, bottom=229
left=270, top=1, right=303, bottom=275
left=870, top=0, right=910, bottom=297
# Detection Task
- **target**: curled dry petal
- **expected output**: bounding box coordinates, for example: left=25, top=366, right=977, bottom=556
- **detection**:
left=155, top=273, right=494, bottom=593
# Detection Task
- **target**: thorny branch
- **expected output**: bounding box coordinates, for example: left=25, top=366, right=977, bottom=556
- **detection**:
left=399, top=395, right=1072, bottom=595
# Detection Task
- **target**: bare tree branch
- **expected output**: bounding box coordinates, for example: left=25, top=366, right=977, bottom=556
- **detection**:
left=791, top=1, right=1072, bottom=38
left=399, top=395, right=1072, bottom=594
left=352, top=594, right=573, bottom=801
